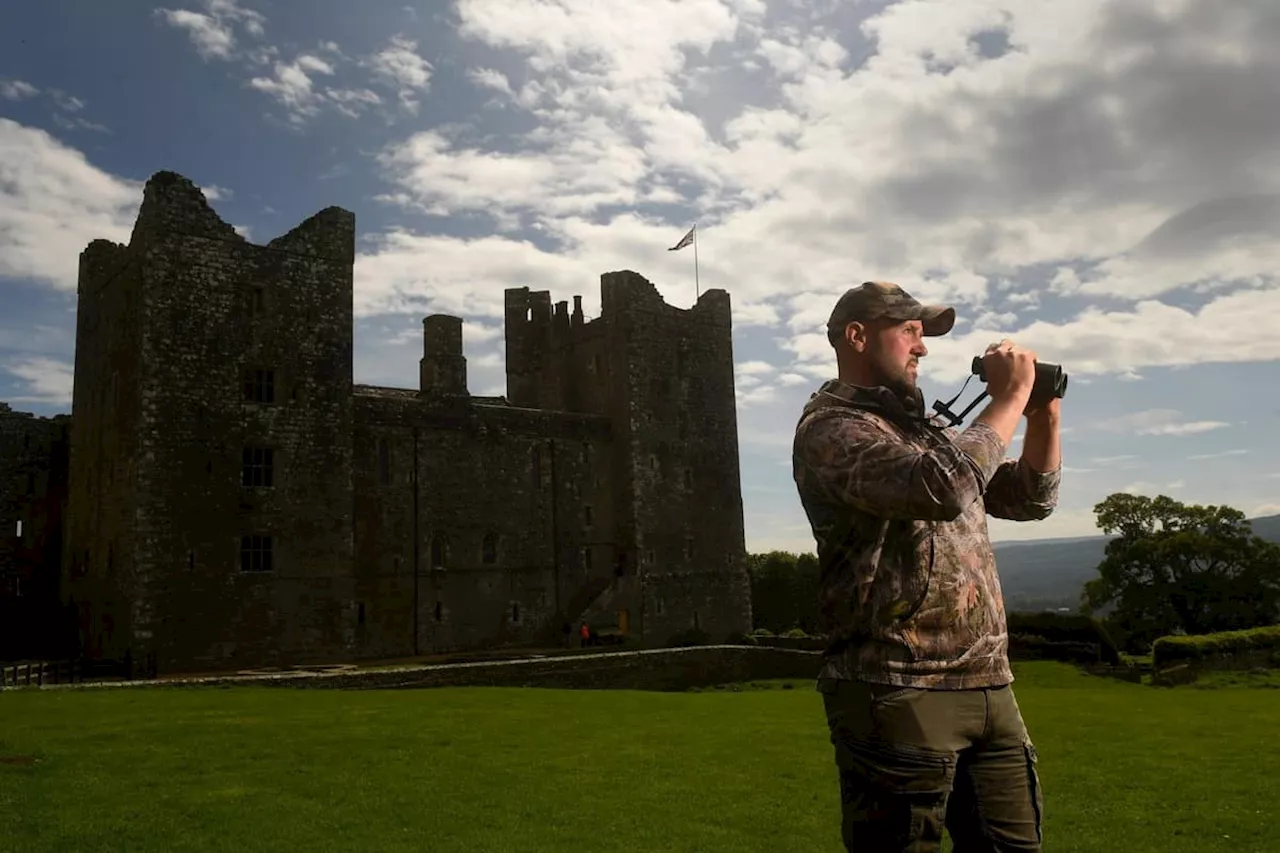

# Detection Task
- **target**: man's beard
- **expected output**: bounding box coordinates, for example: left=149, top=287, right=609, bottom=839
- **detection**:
left=870, top=353, right=918, bottom=399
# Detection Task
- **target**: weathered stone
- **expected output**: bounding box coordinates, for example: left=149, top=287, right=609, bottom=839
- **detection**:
left=0, top=404, right=70, bottom=659
left=11, top=645, right=819, bottom=693
left=4, top=171, right=753, bottom=675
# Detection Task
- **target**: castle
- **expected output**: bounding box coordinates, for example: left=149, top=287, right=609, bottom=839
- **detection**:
left=0, top=171, right=753, bottom=676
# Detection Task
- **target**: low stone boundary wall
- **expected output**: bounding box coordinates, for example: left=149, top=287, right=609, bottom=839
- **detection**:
left=12, top=645, right=823, bottom=693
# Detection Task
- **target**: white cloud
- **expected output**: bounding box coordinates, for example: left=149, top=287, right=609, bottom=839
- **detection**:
left=248, top=56, right=334, bottom=122
left=366, top=35, right=433, bottom=113
left=2, top=357, right=74, bottom=406
left=0, top=119, right=139, bottom=290
left=1187, top=449, right=1248, bottom=461
left=0, top=79, right=38, bottom=100
left=156, top=0, right=265, bottom=61
left=1097, top=409, right=1231, bottom=437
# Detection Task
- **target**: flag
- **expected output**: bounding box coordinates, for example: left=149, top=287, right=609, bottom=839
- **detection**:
left=668, top=225, right=695, bottom=251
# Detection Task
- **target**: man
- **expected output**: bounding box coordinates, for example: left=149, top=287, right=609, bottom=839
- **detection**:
left=792, top=281, right=1061, bottom=852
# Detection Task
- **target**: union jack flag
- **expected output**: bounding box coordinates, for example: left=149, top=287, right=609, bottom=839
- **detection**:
left=668, top=225, right=695, bottom=251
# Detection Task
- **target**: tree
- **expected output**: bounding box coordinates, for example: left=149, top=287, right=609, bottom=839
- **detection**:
left=1081, top=493, right=1280, bottom=650
left=745, top=550, right=821, bottom=634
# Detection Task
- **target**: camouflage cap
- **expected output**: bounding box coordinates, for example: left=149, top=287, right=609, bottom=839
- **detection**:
left=826, top=281, right=956, bottom=345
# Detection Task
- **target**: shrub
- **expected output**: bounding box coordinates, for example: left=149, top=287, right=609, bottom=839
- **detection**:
left=1152, top=624, right=1280, bottom=669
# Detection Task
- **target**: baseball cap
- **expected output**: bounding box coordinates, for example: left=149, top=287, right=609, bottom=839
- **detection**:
left=826, top=281, right=956, bottom=346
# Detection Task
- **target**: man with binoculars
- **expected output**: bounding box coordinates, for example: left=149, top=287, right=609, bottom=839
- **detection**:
left=792, top=281, right=1063, bottom=852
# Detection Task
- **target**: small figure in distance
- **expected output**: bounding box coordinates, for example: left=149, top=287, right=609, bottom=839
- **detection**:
left=792, top=281, right=1062, bottom=853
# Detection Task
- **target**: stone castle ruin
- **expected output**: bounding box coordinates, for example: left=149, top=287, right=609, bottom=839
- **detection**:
left=0, top=171, right=753, bottom=675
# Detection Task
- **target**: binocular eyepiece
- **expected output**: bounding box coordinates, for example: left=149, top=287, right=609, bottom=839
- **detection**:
left=970, top=356, right=1069, bottom=401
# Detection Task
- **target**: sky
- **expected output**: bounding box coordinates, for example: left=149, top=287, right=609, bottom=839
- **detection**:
left=2, top=0, right=1278, bottom=553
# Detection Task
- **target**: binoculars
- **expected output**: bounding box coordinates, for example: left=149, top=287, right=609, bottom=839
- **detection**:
left=970, top=356, right=1069, bottom=401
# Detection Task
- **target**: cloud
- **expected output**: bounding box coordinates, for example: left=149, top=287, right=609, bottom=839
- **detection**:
left=155, top=0, right=266, bottom=61
left=353, top=0, right=1280, bottom=393
left=248, top=55, right=336, bottom=122
left=0, top=79, right=38, bottom=100
left=158, top=4, right=432, bottom=123
left=0, top=119, right=140, bottom=290
left=366, top=35, right=433, bottom=113
left=1187, top=448, right=1248, bottom=461
left=1100, top=409, right=1231, bottom=437
left=2, top=357, right=74, bottom=406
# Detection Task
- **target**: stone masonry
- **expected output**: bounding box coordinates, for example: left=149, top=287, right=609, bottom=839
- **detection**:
left=0, top=404, right=71, bottom=659
left=12, top=171, right=753, bottom=675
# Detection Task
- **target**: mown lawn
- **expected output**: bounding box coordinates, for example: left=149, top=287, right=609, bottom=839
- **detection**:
left=0, top=661, right=1276, bottom=852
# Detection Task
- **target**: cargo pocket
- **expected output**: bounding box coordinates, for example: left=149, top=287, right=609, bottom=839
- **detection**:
left=836, top=737, right=956, bottom=847
left=1025, top=740, right=1044, bottom=845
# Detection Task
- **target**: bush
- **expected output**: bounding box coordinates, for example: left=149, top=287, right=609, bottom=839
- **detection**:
left=725, top=632, right=758, bottom=646
left=749, top=628, right=776, bottom=638
left=1152, top=624, right=1280, bottom=669
left=783, top=627, right=809, bottom=639
left=1006, top=612, right=1123, bottom=665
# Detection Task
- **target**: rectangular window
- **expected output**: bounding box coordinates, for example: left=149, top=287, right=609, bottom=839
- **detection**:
left=246, top=286, right=265, bottom=317
left=583, top=546, right=593, bottom=570
left=583, top=505, right=593, bottom=527
left=241, top=447, right=274, bottom=487
left=243, top=369, right=275, bottom=403
left=240, top=535, right=273, bottom=573
left=378, top=438, right=390, bottom=485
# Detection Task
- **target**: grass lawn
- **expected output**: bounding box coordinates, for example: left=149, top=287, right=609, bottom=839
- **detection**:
left=1, top=661, right=1276, bottom=852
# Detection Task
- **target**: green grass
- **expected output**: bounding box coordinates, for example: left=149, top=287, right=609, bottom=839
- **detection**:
left=1, top=662, right=1277, bottom=852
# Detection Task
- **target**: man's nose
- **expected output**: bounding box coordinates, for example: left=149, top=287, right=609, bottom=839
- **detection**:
left=914, top=341, right=928, bottom=357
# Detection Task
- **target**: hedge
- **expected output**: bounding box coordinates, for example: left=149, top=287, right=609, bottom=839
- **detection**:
left=1006, top=611, right=1123, bottom=665
left=1152, top=624, right=1280, bottom=669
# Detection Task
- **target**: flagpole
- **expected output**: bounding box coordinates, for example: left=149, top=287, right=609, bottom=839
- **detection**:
left=693, top=223, right=700, bottom=300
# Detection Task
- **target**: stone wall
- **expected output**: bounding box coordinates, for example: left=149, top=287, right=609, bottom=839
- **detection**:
left=600, top=272, right=753, bottom=644
left=23, top=645, right=822, bottom=693
left=62, top=236, right=143, bottom=665
left=350, top=386, right=616, bottom=659
left=0, top=404, right=70, bottom=660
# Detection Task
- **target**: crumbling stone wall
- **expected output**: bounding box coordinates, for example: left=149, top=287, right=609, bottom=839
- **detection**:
left=0, top=404, right=70, bottom=660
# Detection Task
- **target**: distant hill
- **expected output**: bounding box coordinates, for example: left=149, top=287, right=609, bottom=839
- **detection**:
left=995, top=514, right=1280, bottom=613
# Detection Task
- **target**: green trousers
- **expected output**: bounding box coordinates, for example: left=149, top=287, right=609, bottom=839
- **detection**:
left=817, top=677, right=1044, bottom=852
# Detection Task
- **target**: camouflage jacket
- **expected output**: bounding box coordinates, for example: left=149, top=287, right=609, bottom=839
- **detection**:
left=792, top=379, right=1061, bottom=689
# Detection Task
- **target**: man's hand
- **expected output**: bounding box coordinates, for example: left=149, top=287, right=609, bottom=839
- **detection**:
left=981, top=339, right=1036, bottom=405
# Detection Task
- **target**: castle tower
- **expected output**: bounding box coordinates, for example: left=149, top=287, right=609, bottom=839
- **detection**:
left=419, top=315, right=468, bottom=397
left=63, top=171, right=358, bottom=674
left=595, top=270, right=752, bottom=643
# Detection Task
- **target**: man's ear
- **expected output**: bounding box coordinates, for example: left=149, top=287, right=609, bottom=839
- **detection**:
left=845, top=321, right=868, bottom=352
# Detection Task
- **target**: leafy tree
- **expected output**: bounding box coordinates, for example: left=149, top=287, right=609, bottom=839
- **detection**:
left=1081, top=493, right=1280, bottom=650
left=745, top=551, right=820, bottom=634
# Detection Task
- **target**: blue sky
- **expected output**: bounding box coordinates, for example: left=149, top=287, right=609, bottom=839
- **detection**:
left=2, top=0, right=1278, bottom=551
